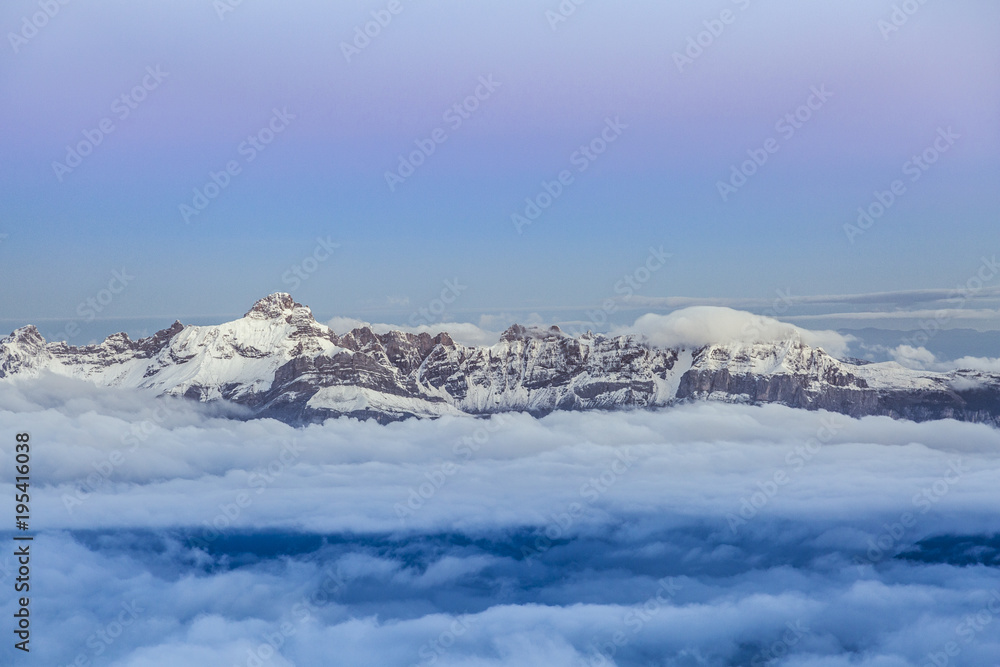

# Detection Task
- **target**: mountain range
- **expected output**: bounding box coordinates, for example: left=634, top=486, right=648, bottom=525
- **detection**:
left=2, top=293, right=998, bottom=426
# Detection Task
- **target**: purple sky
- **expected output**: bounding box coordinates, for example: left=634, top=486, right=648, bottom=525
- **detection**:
left=1, top=0, right=998, bottom=335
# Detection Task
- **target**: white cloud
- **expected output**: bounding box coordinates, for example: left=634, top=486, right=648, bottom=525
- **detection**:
left=4, top=379, right=1000, bottom=665
left=890, top=344, right=1000, bottom=374
left=616, top=307, right=854, bottom=357
left=376, top=321, right=501, bottom=347
left=889, top=344, right=940, bottom=370
left=951, top=355, right=1000, bottom=373
left=325, top=316, right=371, bottom=335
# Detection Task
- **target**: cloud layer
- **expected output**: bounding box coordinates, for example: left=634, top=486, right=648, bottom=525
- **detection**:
left=2, top=379, right=1000, bottom=666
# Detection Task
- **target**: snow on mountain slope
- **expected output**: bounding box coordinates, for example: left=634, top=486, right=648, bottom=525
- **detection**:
left=2, top=294, right=351, bottom=402
left=307, top=386, right=465, bottom=419
left=2, top=293, right=998, bottom=425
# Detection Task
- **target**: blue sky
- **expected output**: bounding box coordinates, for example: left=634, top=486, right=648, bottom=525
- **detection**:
left=1, top=0, right=998, bottom=335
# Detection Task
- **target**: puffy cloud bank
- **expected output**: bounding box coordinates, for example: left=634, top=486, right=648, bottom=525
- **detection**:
left=618, top=307, right=854, bottom=357
left=1, top=378, right=999, bottom=666
left=891, top=344, right=1000, bottom=375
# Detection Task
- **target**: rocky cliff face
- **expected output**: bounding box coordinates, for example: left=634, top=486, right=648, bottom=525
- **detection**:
left=2, top=293, right=998, bottom=425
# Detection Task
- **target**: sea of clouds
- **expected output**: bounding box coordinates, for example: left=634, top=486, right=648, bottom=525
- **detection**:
left=1, top=376, right=1000, bottom=666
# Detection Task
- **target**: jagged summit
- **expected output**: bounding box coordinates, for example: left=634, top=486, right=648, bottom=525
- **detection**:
left=10, top=325, right=45, bottom=346
left=245, top=292, right=309, bottom=320
left=1, top=294, right=998, bottom=426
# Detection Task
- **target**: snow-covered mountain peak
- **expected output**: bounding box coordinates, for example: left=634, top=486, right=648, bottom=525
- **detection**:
left=7, top=325, right=46, bottom=350
left=244, top=292, right=309, bottom=321
left=0, top=325, right=51, bottom=377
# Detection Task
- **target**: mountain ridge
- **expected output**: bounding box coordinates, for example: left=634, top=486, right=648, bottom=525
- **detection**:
left=2, top=293, right=998, bottom=426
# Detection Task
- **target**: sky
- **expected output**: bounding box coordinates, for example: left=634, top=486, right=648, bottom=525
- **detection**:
left=1, top=0, right=998, bottom=337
